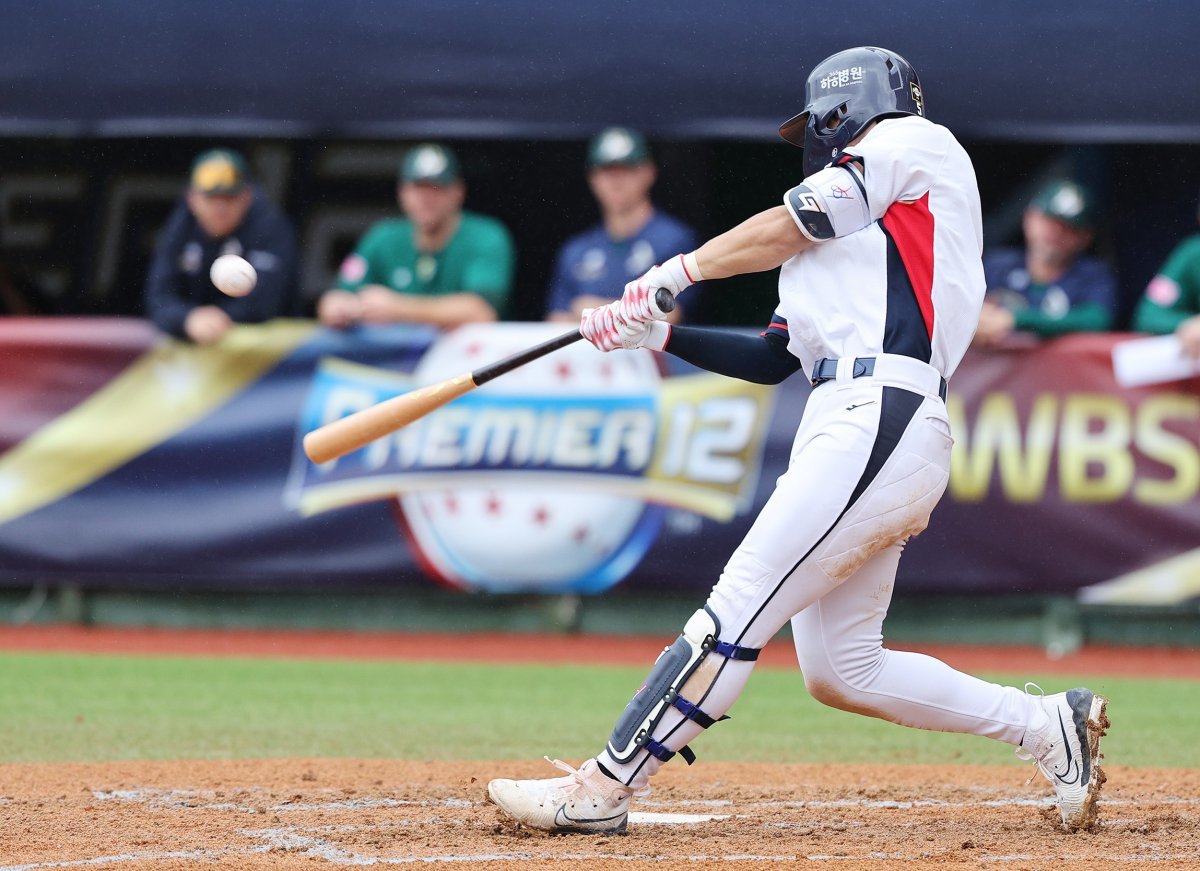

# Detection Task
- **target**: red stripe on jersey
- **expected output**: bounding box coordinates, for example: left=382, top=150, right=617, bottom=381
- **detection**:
left=881, top=194, right=935, bottom=339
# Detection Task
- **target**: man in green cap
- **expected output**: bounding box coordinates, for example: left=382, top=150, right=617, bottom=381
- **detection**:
left=144, top=148, right=299, bottom=343
left=1133, top=188, right=1200, bottom=359
left=973, top=179, right=1116, bottom=347
left=544, top=127, right=697, bottom=324
left=318, top=143, right=514, bottom=329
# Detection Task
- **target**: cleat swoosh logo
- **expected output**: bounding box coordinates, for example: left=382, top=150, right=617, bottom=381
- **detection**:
left=845, top=401, right=877, bottom=412
left=1053, top=712, right=1081, bottom=786
left=555, top=804, right=625, bottom=827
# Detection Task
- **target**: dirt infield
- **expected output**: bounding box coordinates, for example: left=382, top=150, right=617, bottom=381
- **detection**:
left=3, top=626, right=1199, bottom=868
left=2, top=758, right=1199, bottom=870
left=2, top=624, right=1200, bottom=678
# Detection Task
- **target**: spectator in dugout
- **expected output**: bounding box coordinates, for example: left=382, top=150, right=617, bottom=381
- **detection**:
left=972, top=179, right=1116, bottom=347
left=1132, top=190, right=1200, bottom=359
left=545, top=127, right=697, bottom=325
left=144, top=148, right=299, bottom=344
left=317, top=143, right=515, bottom=329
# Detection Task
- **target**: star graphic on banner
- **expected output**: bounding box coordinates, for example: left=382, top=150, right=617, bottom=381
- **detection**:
left=554, top=360, right=572, bottom=381
left=484, top=493, right=502, bottom=516
left=533, top=506, right=550, bottom=526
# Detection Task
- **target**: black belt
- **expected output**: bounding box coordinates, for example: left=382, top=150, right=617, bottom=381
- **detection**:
left=810, top=356, right=947, bottom=401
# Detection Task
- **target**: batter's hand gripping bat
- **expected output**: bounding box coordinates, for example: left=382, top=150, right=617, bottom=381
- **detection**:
left=302, top=289, right=675, bottom=464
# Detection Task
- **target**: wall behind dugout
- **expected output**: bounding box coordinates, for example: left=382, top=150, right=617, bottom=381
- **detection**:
left=1, top=1, right=1199, bottom=323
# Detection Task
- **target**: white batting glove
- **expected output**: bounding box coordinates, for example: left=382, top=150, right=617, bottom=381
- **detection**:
left=617, top=253, right=697, bottom=324
left=580, top=304, right=671, bottom=353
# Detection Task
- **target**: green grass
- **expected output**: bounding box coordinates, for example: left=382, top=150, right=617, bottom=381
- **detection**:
left=0, top=652, right=1194, bottom=767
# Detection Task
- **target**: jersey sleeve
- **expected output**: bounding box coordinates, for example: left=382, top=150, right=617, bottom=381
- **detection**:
left=783, top=119, right=949, bottom=241
left=1132, top=237, right=1200, bottom=334
left=142, top=199, right=195, bottom=337
left=336, top=224, right=391, bottom=292
left=544, top=241, right=581, bottom=316
left=459, top=222, right=515, bottom=313
left=664, top=315, right=800, bottom=385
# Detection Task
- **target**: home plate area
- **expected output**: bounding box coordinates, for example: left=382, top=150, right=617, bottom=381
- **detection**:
left=2, top=759, right=1198, bottom=869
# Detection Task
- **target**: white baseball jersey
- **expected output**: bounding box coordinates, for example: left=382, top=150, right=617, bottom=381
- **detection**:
left=778, top=116, right=985, bottom=380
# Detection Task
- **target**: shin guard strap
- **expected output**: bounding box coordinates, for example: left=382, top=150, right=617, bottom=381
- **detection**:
left=714, top=640, right=760, bottom=661
left=643, top=738, right=697, bottom=765
left=671, top=695, right=729, bottom=730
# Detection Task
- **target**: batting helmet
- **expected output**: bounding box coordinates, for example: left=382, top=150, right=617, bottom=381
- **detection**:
left=780, top=47, right=924, bottom=178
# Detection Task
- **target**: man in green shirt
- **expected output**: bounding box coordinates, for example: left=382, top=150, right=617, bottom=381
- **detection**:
left=318, top=143, right=515, bottom=329
left=1133, top=196, right=1200, bottom=359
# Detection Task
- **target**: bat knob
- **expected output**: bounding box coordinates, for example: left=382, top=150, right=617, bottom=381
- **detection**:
left=652, top=287, right=676, bottom=317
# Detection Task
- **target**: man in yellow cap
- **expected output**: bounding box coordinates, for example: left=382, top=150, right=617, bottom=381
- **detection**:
left=144, top=148, right=299, bottom=343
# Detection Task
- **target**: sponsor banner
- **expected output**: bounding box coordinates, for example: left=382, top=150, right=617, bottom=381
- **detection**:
left=0, top=321, right=1196, bottom=600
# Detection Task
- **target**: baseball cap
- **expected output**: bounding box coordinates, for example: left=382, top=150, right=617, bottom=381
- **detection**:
left=189, top=149, right=249, bottom=195
left=587, top=127, right=652, bottom=168
left=400, top=144, right=462, bottom=185
left=1030, top=180, right=1096, bottom=230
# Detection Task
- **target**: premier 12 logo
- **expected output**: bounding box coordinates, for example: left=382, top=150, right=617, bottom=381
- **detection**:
left=286, top=324, right=776, bottom=593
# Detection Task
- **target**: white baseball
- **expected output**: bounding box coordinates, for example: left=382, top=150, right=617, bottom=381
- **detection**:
left=210, top=254, right=257, bottom=298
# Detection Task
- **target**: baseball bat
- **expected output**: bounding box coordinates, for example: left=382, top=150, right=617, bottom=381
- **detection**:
left=302, top=288, right=676, bottom=464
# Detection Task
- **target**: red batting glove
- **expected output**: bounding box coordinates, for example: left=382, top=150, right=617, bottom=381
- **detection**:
left=581, top=304, right=671, bottom=352
left=617, top=254, right=693, bottom=323
left=580, top=304, right=624, bottom=353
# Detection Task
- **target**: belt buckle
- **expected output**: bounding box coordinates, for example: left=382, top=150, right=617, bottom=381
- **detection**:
left=852, top=357, right=875, bottom=379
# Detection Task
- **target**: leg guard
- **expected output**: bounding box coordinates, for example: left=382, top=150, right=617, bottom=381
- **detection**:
left=606, top=606, right=760, bottom=765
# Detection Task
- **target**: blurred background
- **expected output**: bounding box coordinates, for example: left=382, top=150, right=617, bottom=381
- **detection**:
left=1, top=0, right=1197, bottom=651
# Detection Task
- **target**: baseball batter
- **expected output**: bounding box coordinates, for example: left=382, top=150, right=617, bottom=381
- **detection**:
left=488, top=47, right=1109, bottom=835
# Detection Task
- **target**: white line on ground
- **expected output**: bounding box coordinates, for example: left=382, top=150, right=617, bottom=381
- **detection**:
left=92, top=786, right=1200, bottom=815
left=627, top=811, right=730, bottom=824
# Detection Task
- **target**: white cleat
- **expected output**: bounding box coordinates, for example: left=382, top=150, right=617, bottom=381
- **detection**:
left=1018, top=684, right=1110, bottom=831
left=488, top=757, right=635, bottom=834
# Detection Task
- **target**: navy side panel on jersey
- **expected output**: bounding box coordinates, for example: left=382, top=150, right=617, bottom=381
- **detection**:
left=878, top=221, right=934, bottom=363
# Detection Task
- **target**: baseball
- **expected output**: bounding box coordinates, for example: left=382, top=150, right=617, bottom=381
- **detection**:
left=210, top=254, right=257, bottom=297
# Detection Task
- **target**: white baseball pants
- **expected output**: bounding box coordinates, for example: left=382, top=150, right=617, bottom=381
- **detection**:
left=602, top=358, right=1040, bottom=787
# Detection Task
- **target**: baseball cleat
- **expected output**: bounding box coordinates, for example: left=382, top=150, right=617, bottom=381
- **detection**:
left=488, top=757, right=634, bottom=834
left=1017, top=683, right=1110, bottom=832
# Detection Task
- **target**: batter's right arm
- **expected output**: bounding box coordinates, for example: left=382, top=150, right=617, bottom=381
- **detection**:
left=692, top=206, right=813, bottom=280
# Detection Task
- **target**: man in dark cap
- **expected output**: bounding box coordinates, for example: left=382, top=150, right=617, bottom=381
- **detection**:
left=144, top=148, right=299, bottom=343
left=974, top=179, right=1116, bottom=347
left=545, top=127, right=697, bottom=324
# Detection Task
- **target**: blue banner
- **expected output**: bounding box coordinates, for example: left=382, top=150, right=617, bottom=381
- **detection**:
left=0, top=319, right=1197, bottom=601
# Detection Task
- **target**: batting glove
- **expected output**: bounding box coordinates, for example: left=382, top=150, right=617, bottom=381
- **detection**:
left=580, top=304, right=671, bottom=353
left=617, top=254, right=697, bottom=324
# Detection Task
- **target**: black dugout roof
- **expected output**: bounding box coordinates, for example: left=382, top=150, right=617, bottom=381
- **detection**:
left=2, top=0, right=1196, bottom=142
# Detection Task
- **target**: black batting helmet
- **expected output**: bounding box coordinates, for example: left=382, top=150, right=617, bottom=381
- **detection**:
left=780, top=47, right=924, bottom=178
